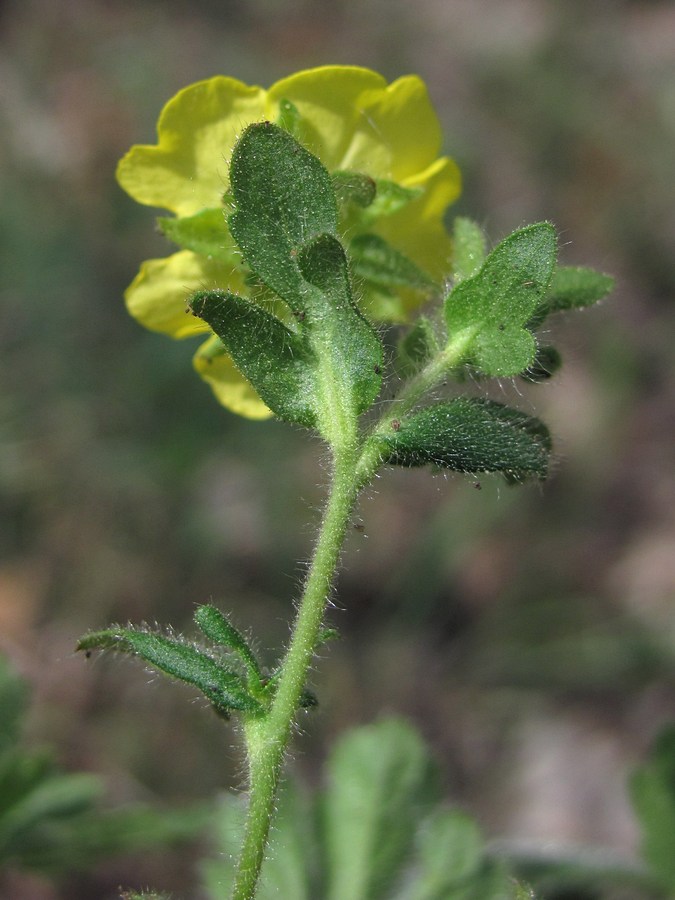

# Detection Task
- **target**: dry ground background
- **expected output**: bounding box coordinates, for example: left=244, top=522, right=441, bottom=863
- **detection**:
left=1, top=0, right=674, bottom=896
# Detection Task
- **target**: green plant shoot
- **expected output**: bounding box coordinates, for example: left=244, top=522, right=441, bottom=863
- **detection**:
left=80, top=66, right=614, bottom=899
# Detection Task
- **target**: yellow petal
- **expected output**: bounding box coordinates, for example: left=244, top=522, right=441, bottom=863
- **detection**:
left=266, top=66, right=387, bottom=171
left=376, top=156, right=462, bottom=282
left=124, top=250, right=247, bottom=338
left=339, top=75, right=444, bottom=181
left=193, top=337, right=272, bottom=419
left=117, top=77, right=267, bottom=216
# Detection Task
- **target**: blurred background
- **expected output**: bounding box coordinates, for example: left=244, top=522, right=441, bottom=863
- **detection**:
left=1, top=0, right=674, bottom=896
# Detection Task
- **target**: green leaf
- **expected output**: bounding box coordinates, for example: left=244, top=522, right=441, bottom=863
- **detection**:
left=78, top=628, right=263, bottom=717
left=349, top=234, right=436, bottom=291
left=189, top=289, right=318, bottom=428
left=406, top=809, right=484, bottom=900
left=519, top=345, right=562, bottom=383
left=322, top=718, right=436, bottom=900
left=193, top=605, right=262, bottom=688
left=631, top=725, right=675, bottom=890
left=444, top=223, right=557, bottom=376
left=296, top=234, right=383, bottom=422
left=357, top=179, right=424, bottom=223
left=0, top=656, right=28, bottom=757
left=452, top=217, right=487, bottom=282
left=276, top=97, right=303, bottom=138
left=333, top=171, right=377, bottom=210
left=228, top=122, right=338, bottom=311
left=158, top=207, right=239, bottom=262
left=380, top=399, right=551, bottom=482
left=398, top=316, right=440, bottom=377
left=544, top=266, right=614, bottom=313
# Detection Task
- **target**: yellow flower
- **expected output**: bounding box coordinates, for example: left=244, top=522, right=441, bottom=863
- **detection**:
left=117, top=65, right=461, bottom=418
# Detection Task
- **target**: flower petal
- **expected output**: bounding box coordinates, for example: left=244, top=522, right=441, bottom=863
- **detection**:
left=117, top=77, right=267, bottom=216
left=125, top=250, right=247, bottom=338
left=193, top=337, right=272, bottom=419
left=376, top=156, right=462, bottom=282
left=266, top=66, right=387, bottom=171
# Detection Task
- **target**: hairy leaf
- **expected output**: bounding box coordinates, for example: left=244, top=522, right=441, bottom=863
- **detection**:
left=78, top=629, right=262, bottom=716
left=228, top=122, right=338, bottom=311
left=520, top=345, right=562, bottom=383
left=381, top=399, right=551, bottom=482
left=297, top=234, right=383, bottom=422
left=189, top=289, right=317, bottom=428
left=193, top=605, right=262, bottom=687
left=545, top=266, right=614, bottom=313
left=444, top=223, right=557, bottom=376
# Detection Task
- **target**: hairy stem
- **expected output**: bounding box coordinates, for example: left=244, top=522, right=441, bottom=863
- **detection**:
left=231, top=448, right=360, bottom=900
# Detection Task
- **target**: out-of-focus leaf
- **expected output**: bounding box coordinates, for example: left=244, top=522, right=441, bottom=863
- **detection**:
left=631, top=725, right=675, bottom=890
left=322, top=718, right=436, bottom=900
left=452, top=217, right=487, bottom=282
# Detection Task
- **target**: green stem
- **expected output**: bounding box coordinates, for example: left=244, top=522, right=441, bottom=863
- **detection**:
left=355, top=329, right=475, bottom=485
left=231, top=448, right=360, bottom=900
left=230, top=331, right=473, bottom=899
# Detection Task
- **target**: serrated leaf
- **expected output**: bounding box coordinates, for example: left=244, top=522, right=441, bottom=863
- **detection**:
left=189, top=289, right=318, bottom=428
left=380, top=399, right=551, bottom=482
left=296, top=234, right=383, bottom=423
left=158, top=208, right=239, bottom=262
left=545, top=266, right=614, bottom=313
left=444, top=223, right=557, bottom=376
left=398, top=316, right=440, bottom=377
left=193, top=605, right=262, bottom=688
left=349, top=234, right=436, bottom=291
left=78, top=628, right=262, bottom=716
left=228, top=122, right=338, bottom=311
left=452, top=217, right=487, bottom=282
left=322, top=718, right=436, bottom=900
left=631, top=725, right=675, bottom=890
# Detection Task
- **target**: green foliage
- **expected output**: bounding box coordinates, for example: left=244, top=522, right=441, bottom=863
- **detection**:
left=158, top=207, right=238, bottom=262
left=348, top=233, right=436, bottom=291
left=0, top=654, right=207, bottom=878
left=228, top=122, right=338, bottom=310
left=202, top=719, right=531, bottom=900
left=452, top=216, right=487, bottom=282
left=189, top=289, right=318, bottom=428
left=397, top=316, right=439, bottom=376
left=444, top=223, right=557, bottom=376
left=78, top=603, right=317, bottom=722
left=380, top=399, right=551, bottom=482
left=631, top=726, right=675, bottom=892
left=189, top=122, right=384, bottom=442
